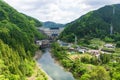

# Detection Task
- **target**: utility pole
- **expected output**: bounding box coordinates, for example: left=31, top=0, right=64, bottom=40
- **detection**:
left=75, top=35, right=77, bottom=45
left=113, top=5, right=115, bottom=15
left=110, top=24, right=113, bottom=35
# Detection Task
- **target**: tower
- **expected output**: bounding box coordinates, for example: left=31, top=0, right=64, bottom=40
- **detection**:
left=75, top=35, right=77, bottom=45
left=113, top=5, right=115, bottom=15
left=110, top=24, right=113, bottom=35
left=110, top=5, right=115, bottom=35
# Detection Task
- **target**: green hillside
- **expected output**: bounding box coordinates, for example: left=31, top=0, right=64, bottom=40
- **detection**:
left=0, top=0, right=46, bottom=79
left=22, top=13, right=42, bottom=27
left=59, top=4, right=120, bottom=43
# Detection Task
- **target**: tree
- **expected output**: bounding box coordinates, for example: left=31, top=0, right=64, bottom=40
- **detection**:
left=116, top=41, right=120, bottom=47
left=81, top=74, right=91, bottom=80
left=104, top=36, right=114, bottom=42
left=81, top=56, right=91, bottom=64
left=100, top=54, right=111, bottom=64
left=61, top=59, right=73, bottom=68
left=89, top=67, right=110, bottom=80
left=90, top=56, right=99, bottom=65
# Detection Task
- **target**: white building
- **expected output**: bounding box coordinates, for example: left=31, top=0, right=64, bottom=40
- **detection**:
left=104, top=44, right=115, bottom=48
left=36, top=40, right=42, bottom=46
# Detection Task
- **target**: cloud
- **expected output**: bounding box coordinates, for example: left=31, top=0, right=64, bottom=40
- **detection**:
left=3, top=0, right=120, bottom=23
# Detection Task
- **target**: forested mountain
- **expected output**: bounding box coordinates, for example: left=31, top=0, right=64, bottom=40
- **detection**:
left=43, top=21, right=64, bottom=28
left=59, top=4, right=120, bottom=42
left=0, top=0, right=46, bottom=79
left=22, top=13, right=42, bottom=27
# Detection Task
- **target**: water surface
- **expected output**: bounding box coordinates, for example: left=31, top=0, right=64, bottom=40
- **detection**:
left=37, top=49, right=75, bottom=80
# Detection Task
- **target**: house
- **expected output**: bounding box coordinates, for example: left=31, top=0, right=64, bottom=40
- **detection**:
left=58, top=40, right=71, bottom=47
left=61, top=42, right=69, bottom=46
left=104, top=44, right=115, bottom=48
left=68, top=47, right=76, bottom=52
left=88, top=50, right=100, bottom=57
left=36, top=40, right=42, bottom=46
left=77, top=46, right=88, bottom=53
left=78, top=49, right=85, bottom=53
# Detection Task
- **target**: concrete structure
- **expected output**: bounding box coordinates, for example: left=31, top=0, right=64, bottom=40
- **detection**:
left=38, top=27, right=64, bottom=38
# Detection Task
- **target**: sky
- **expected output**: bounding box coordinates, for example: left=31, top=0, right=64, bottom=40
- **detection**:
left=3, top=0, right=120, bottom=24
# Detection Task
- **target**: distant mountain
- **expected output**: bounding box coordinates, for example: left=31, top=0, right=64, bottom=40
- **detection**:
left=43, top=21, right=64, bottom=28
left=59, top=4, right=120, bottom=42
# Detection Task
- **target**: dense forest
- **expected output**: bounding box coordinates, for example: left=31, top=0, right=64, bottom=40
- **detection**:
left=22, top=13, right=42, bottom=27
left=0, top=0, right=46, bottom=79
left=59, top=4, right=120, bottom=43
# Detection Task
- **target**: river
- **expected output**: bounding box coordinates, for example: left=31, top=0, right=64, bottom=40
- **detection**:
left=37, top=48, right=75, bottom=80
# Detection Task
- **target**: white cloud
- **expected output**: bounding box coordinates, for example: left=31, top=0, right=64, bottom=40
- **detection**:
left=3, top=0, right=120, bottom=24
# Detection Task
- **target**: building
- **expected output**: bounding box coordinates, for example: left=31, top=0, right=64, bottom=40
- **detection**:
left=88, top=50, right=100, bottom=57
left=38, top=27, right=64, bottom=38
left=78, top=49, right=86, bottom=53
left=50, top=27, right=59, bottom=37
left=104, top=44, right=115, bottom=48
left=36, top=40, right=42, bottom=46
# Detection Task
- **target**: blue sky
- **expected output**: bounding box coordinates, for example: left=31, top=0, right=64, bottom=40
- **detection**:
left=4, top=0, right=120, bottom=24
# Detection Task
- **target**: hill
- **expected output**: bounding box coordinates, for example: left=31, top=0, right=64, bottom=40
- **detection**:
left=22, top=13, right=42, bottom=27
left=0, top=0, right=46, bottom=79
left=59, top=4, right=120, bottom=43
left=43, top=21, right=64, bottom=28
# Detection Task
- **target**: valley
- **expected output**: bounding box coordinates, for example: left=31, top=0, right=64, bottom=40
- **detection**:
left=1, top=0, right=120, bottom=80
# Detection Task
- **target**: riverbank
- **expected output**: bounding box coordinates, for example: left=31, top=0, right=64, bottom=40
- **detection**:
left=29, top=50, right=53, bottom=80
left=50, top=48, right=74, bottom=75
left=37, top=48, right=74, bottom=80
left=27, top=63, right=48, bottom=80
left=50, top=49, right=65, bottom=70
left=37, top=63, right=53, bottom=80
left=34, top=50, right=43, bottom=60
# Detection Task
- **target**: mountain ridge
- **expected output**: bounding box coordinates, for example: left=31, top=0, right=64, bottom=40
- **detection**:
left=43, top=21, right=64, bottom=28
left=59, top=4, right=120, bottom=42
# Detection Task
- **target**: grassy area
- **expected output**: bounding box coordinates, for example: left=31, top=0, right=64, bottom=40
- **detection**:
left=68, top=53, right=92, bottom=61
left=79, top=38, right=105, bottom=49
left=27, top=64, right=48, bottom=80
left=88, top=38, right=105, bottom=49
left=115, top=48, right=120, bottom=53
left=90, top=38, right=105, bottom=46
left=101, top=47, right=115, bottom=53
